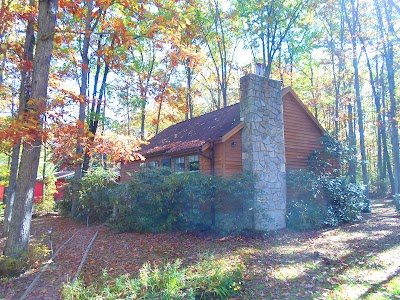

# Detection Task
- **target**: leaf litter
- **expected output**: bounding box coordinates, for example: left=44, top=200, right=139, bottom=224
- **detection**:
left=0, top=198, right=398, bottom=299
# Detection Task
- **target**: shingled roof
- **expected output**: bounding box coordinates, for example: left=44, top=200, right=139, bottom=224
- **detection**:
left=141, top=103, right=241, bottom=156
left=140, top=88, right=325, bottom=157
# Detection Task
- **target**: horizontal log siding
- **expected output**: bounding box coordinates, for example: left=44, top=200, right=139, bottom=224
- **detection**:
left=283, top=93, right=323, bottom=169
left=120, top=91, right=324, bottom=181
left=120, top=161, right=141, bottom=182
left=200, top=149, right=212, bottom=175
left=221, top=131, right=242, bottom=176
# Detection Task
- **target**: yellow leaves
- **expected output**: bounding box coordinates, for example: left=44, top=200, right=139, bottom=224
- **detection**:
left=91, top=132, right=144, bottom=163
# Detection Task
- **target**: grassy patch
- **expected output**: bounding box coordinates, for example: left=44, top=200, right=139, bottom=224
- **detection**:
left=62, top=254, right=245, bottom=299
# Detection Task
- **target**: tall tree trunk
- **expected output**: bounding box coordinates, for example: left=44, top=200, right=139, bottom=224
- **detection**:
left=185, top=60, right=192, bottom=120
left=82, top=43, right=111, bottom=174
left=374, top=0, right=396, bottom=198
left=72, top=0, right=101, bottom=214
left=380, top=70, right=394, bottom=194
left=343, top=0, right=369, bottom=209
left=347, top=99, right=357, bottom=183
left=4, top=0, right=58, bottom=258
left=359, top=37, right=387, bottom=195
left=4, top=0, right=36, bottom=235
left=384, top=4, right=400, bottom=210
left=82, top=68, right=110, bottom=173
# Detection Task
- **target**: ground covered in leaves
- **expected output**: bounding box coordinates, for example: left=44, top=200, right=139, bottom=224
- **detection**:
left=0, top=198, right=399, bottom=299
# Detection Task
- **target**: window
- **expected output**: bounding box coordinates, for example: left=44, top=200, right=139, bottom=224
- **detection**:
left=174, top=157, right=185, bottom=172
left=148, top=160, right=159, bottom=168
left=188, top=155, right=199, bottom=171
left=162, top=158, right=171, bottom=168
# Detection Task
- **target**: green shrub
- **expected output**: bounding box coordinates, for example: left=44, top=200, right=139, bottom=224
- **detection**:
left=286, top=169, right=365, bottom=230
left=57, top=183, right=73, bottom=216
left=110, top=168, right=254, bottom=234
left=286, top=198, right=324, bottom=231
left=0, top=203, right=5, bottom=222
left=59, top=168, right=118, bottom=221
left=62, top=255, right=244, bottom=299
left=34, top=197, right=56, bottom=215
left=320, top=175, right=365, bottom=226
left=0, top=256, right=27, bottom=277
left=0, top=244, right=50, bottom=277
left=286, top=170, right=325, bottom=230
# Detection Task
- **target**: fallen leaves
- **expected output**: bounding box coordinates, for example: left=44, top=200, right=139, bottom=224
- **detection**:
left=0, top=198, right=399, bottom=299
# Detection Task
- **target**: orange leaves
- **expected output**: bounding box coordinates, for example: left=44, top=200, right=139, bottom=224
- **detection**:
left=90, top=132, right=145, bottom=163
left=49, top=122, right=145, bottom=167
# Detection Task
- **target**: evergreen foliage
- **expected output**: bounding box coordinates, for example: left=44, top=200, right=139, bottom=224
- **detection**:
left=59, top=168, right=118, bottom=222
left=111, top=168, right=255, bottom=234
left=61, top=167, right=254, bottom=234
left=286, top=136, right=367, bottom=230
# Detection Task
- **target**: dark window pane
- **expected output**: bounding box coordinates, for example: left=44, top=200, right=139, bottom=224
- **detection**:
left=162, top=159, right=171, bottom=168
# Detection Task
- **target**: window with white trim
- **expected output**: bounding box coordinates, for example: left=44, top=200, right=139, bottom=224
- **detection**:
left=174, top=157, right=185, bottom=172
left=188, top=155, right=199, bottom=171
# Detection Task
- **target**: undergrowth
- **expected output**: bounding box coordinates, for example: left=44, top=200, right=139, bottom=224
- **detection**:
left=0, top=243, right=50, bottom=277
left=62, top=254, right=244, bottom=300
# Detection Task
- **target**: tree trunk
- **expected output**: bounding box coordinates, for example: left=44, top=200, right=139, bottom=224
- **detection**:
left=359, top=37, right=384, bottom=194
left=380, top=70, right=394, bottom=195
left=384, top=6, right=400, bottom=210
left=72, top=0, right=97, bottom=214
left=4, top=0, right=36, bottom=235
left=343, top=0, right=369, bottom=209
left=347, top=99, right=357, bottom=183
left=4, top=0, right=58, bottom=258
left=82, top=63, right=110, bottom=173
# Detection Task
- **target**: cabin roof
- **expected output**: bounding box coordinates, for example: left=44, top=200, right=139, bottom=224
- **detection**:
left=141, top=103, right=241, bottom=156
left=141, top=89, right=324, bottom=156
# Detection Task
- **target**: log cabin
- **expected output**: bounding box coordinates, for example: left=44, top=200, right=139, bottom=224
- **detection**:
left=120, top=87, right=325, bottom=181
left=120, top=73, right=326, bottom=231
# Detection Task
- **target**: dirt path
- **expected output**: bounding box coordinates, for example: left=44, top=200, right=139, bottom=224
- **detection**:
left=0, top=198, right=398, bottom=299
left=0, top=218, right=99, bottom=300
left=241, top=198, right=400, bottom=299
left=22, top=227, right=99, bottom=300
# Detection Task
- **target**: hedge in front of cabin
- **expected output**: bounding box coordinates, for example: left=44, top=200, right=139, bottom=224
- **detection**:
left=110, top=168, right=255, bottom=233
left=286, top=136, right=366, bottom=231
left=61, top=167, right=255, bottom=234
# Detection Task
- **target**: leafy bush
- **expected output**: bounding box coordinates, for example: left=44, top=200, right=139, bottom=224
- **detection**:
left=286, top=169, right=365, bottom=230
left=59, top=168, right=118, bottom=222
left=320, top=175, right=365, bottom=226
left=34, top=197, right=56, bottom=215
left=307, top=135, right=357, bottom=176
left=62, top=255, right=244, bottom=299
left=0, top=244, right=50, bottom=277
left=110, top=168, right=254, bottom=234
left=286, top=170, right=325, bottom=231
left=57, top=182, right=73, bottom=216
left=78, top=168, right=119, bottom=221
left=286, top=135, right=368, bottom=231
left=0, top=203, right=5, bottom=223
left=286, top=198, right=324, bottom=231
left=0, top=256, right=27, bottom=277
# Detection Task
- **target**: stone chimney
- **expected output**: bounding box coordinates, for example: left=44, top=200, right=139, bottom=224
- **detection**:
left=240, top=73, right=287, bottom=231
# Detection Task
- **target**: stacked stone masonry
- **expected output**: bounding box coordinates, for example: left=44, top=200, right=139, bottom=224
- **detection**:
left=240, top=74, right=287, bottom=231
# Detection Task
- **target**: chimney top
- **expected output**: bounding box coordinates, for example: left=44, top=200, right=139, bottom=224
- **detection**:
left=255, top=63, right=266, bottom=77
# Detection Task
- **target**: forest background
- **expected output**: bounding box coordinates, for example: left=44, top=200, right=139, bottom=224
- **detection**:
left=0, top=0, right=399, bottom=257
